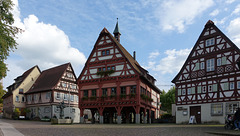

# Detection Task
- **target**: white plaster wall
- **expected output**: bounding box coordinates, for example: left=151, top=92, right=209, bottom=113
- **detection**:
left=176, top=105, right=189, bottom=124
left=176, top=103, right=226, bottom=124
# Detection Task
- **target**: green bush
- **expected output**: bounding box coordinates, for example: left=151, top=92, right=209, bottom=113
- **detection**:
left=161, top=113, right=172, bottom=119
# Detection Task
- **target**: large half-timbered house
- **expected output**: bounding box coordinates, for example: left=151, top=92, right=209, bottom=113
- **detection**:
left=77, top=21, right=161, bottom=124
left=172, top=20, right=240, bottom=124
left=25, top=63, right=80, bottom=123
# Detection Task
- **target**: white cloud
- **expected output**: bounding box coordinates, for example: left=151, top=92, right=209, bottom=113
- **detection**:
left=146, top=48, right=191, bottom=74
left=3, top=0, right=86, bottom=88
left=226, top=0, right=235, bottom=4
left=155, top=0, right=214, bottom=33
left=232, top=4, right=240, bottom=15
left=210, top=9, right=220, bottom=17
left=148, top=51, right=160, bottom=59
left=227, top=18, right=240, bottom=47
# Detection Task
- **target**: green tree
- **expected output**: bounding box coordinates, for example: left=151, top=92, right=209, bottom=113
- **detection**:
left=160, top=86, right=176, bottom=114
left=0, top=0, right=21, bottom=79
left=0, top=83, right=6, bottom=103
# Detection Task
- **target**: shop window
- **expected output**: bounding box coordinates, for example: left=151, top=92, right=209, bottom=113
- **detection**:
left=211, top=103, right=223, bottom=116
left=226, top=102, right=239, bottom=114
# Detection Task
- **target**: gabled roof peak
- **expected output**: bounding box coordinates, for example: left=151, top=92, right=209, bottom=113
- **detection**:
left=205, top=20, right=214, bottom=28
left=100, top=27, right=110, bottom=34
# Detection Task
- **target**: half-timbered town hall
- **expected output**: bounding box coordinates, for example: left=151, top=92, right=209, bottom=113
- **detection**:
left=172, top=20, right=240, bottom=124
left=77, top=21, right=161, bottom=124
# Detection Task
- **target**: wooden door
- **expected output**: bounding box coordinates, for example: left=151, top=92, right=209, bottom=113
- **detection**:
left=190, top=106, right=201, bottom=124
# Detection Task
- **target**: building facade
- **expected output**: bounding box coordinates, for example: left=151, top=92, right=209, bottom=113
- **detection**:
left=77, top=22, right=161, bottom=124
left=172, top=20, right=240, bottom=124
left=25, top=63, right=80, bottom=123
left=2, top=66, right=41, bottom=118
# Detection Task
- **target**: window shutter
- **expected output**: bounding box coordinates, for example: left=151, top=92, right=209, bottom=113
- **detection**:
left=224, top=82, right=229, bottom=90
left=54, top=92, right=57, bottom=99
left=222, top=57, right=227, bottom=65
left=191, top=87, right=195, bottom=94
left=194, top=63, right=199, bottom=71
left=213, top=84, right=217, bottom=92
left=178, top=89, right=181, bottom=95
left=197, top=86, right=201, bottom=93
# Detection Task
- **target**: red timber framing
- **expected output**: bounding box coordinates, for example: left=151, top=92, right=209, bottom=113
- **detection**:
left=77, top=24, right=161, bottom=124
left=172, top=20, right=240, bottom=107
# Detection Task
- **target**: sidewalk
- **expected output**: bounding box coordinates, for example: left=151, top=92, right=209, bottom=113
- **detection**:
left=0, top=119, right=24, bottom=136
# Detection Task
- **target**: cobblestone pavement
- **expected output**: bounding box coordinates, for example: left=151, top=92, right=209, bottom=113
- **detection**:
left=1, top=119, right=239, bottom=136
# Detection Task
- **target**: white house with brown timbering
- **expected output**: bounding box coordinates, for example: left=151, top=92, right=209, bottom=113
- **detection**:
left=25, top=63, right=80, bottom=123
left=172, top=20, right=240, bottom=124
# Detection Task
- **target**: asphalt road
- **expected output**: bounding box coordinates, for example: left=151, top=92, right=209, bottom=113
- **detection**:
left=0, top=119, right=237, bottom=136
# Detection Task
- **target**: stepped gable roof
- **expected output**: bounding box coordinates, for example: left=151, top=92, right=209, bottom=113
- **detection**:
left=2, top=65, right=40, bottom=99
left=172, top=20, right=240, bottom=83
left=26, top=63, right=70, bottom=94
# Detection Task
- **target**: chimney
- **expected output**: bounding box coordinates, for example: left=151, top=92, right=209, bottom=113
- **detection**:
left=133, top=51, right=136, bottom=60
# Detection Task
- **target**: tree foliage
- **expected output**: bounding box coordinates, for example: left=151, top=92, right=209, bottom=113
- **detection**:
left=0, top=83, right=6, bottom=103
left=0, top=0, right=21, bottom=79
left=160, top=86, right=176, bottom=114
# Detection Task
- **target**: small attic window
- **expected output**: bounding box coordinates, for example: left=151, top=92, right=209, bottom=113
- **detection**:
left=19, top=89, right=24, bottom=94
left=206, top=38, right=215, bottom=47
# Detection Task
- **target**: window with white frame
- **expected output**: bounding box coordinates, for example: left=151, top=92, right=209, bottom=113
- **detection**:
left=61, top=82, right=67, bottom=88
left=27, top=95, right=31, bottom=102
left=208, top=85, right=212, bottom=92
left=226, top=102, right=239, bottom=114
left=217, top=58, right=221, bottom=66
left=230, top=82, right=234, bottom=90
left=22, top=96, right=25, bottom=102
left=187, top=88, right=191, bottom=95
left=71, top=84, right=77, bottom=89
left=46, top=92, right=51, bottom=99
left=56, top=92, right=60, bottom=99
left=64, top=94, right=68, bottom=100
left=71, top=95, right=74, bottom=101
left=211, top=103, right=223, bottom=116
left=206, top=38, right=215, bottom=47
left=207, top=58, right=215, bottom=72
left=16, top=95, right=19, bottom=102
left=182, top=89, right=186, bottom=95
left=201, top=62, right=205, bottom=70
left=76, top=96, right=79, bottom=102
left=238, top=81, right=240, bottom=89
left=202, top=86, right=206, bottom=93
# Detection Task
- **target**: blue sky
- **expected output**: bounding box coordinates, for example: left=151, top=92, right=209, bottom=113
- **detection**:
left=3, top=0, right=240, bottom=91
